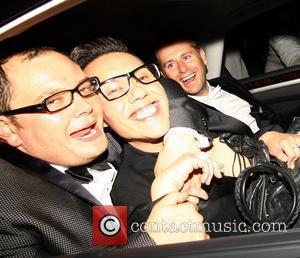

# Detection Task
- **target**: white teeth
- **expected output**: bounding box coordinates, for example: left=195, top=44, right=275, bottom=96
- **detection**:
left=182, top=73, right=195, bottom=82
left=82, top=128, right=96, bottom=139
left=133, top=104, right=157, bottom=120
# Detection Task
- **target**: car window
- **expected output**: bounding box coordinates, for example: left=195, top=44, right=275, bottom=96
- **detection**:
left=223, top=0, right=300, bottom=81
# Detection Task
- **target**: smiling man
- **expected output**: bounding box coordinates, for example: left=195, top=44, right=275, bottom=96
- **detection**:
left=71, top=38, right=224, bottom=206
left=0, top=50, right=107, bottom=166
left=71, top=37, right=261, bottom=238
left=155, top=37, right=300, bottom=168
left=86, top=57, right=170, bottom=154
left=0, top=48, right=210, bottom=257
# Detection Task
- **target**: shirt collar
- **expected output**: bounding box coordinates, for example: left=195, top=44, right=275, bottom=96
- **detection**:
left=189, top=81, right=221, bottom=101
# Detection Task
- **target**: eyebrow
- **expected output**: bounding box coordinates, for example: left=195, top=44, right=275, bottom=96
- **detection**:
left=180, top=51, right=193, bottom=57
left=162, top=51, right=194, bottom=67
left=33, top=76, right=89, bottom=103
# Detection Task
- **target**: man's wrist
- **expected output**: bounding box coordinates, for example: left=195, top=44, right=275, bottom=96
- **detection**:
left=164, top=127, right=212, bottom=149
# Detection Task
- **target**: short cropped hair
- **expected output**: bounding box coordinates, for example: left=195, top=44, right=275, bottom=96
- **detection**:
left=0, top=47, right=55, bottom=115
left=153, top=29, right=201, bottom=55
left=70, top=37, right=131, bottom=69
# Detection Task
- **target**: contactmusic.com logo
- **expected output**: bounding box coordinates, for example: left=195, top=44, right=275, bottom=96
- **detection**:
left=93, top=206, right=128, bottom=245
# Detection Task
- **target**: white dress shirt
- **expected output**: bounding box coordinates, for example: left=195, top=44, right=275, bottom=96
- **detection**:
left=52, top=163, right=117, bottom=205
left=189, top=82, right=260, bottom=133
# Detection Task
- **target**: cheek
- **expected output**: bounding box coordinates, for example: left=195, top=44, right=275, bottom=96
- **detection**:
left=103, top=103, right=125, bottom=128
left=24, top=115, right=68, bottom=138
left=16, top=116, right=68, bottom=153
left=161, top=98, right=170, bottom=126
left=153, top=88, right=170, bottom=124
left=195, top=59, right=205, bottom=71
left=166, top=70, right=177, bottom=79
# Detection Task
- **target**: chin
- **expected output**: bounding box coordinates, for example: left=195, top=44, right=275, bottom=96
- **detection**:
left=147, top=125, right=169, bottom=138
left=187, top=88, right=200, bottom=95
left=81, top=142, right=108, bottom=158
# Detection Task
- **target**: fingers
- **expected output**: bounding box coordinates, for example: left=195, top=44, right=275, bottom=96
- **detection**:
left=153, top=152, right=222, bottom=201
left=155, top=191, right=202, bottom=213
left=186, top=195, right=200, bottom=205
left=275, top=135, right=300, bottom=169
left=155, top=191, right=189, bottom=208
left=187, top=187, right=208, bottom=201
left=156, top=192, right=201, bottom=216
left=197, top=152, right=222, bottom=185
left=161, top=153, right=210, bottom=188
left=275, top=149, right=289, bottom=163
left=147, top=192, right=207, bottom=245
left=261, top=132, right=300, bottom=170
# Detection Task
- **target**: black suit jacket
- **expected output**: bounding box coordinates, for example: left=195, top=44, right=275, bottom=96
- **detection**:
left=0, top=146, right=154, bottom=257
left=160, top=77, right=254, bottom=137
left=209, top=68, right=282, bottom=132
left=160, top=77, right=283, bottom=140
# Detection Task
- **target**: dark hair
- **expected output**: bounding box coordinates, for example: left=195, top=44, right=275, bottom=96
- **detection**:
left=0, top=47, right=55, bottom=115
left=70, top=37, right=132, bottom=69
left=153, top=28, right=201, bottom=55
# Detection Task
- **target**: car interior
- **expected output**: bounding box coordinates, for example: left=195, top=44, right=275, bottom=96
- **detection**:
left=0, top=0, right=300, bottom=257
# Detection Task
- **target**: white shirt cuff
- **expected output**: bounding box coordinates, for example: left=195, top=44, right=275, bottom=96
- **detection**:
left=164, top=127, right=212, bottom=149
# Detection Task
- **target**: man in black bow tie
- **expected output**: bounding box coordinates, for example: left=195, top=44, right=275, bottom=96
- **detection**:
left=0, top=48, right=209, bottom=257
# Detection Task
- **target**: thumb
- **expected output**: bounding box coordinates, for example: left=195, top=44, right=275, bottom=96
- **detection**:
left=155, top=191, right=189, bottom=207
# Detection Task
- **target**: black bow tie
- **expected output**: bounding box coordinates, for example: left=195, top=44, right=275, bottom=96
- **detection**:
left=65, top=160, right=111, bottom=184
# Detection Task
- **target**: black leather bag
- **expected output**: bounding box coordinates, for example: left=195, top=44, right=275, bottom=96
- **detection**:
left=221, top=133, right=299, bottom=229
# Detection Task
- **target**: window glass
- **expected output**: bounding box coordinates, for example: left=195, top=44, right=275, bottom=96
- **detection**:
left=224, top=0, right=300, bottom=80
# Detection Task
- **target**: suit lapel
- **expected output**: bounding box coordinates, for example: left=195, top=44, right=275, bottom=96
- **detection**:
left=206, top=104, right=253, bottom=136
left=209, top=71, right=260, bottom=107
left=189, top=97, right=253, bottom=136
left=1, top=146, right=101, bottom=206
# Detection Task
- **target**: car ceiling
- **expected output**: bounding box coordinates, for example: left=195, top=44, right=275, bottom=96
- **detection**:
left=0, top=0, right=294, bottom=60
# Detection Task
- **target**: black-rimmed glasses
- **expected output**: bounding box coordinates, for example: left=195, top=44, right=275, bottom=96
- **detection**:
left=0, top=77, right=101, bottom=116
left=99, top=63, right=161, bottom=101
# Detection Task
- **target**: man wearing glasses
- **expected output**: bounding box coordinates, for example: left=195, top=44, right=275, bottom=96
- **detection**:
left=0, top=48, right=209, bottom=256
left=71, top=37, right=266, bottom=238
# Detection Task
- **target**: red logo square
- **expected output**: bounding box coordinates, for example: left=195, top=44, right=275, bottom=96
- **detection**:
left=93, top=206, right=128, bottom=245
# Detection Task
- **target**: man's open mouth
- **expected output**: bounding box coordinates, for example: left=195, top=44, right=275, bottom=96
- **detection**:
left=70, top=123, right=99, bottom=140
left=181, top=73, right=196, bottom=84
left=130, top=101, right=159, bottom=120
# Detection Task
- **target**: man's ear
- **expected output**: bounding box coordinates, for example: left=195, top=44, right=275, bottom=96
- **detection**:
left=199, top=48, right=208, bottom=65
left=0, top=117, right=22, bottom=147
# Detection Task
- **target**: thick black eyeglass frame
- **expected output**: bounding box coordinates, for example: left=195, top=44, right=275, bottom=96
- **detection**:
left=99, top=63, right=161, bottom=101
left=0, top=77, right=100, bottom=116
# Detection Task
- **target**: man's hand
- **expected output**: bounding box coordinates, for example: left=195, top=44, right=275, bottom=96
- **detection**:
left=259, top=131, right=300, bottom=169
left=155, top=134, right=222, bottom=183
left=151, top=153, right=220, bottom=202
left=146, top=192, right=209, bottom=245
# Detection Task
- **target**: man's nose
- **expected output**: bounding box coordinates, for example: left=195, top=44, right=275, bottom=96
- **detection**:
left=73, top=93, right=93, bottom=117
left=128, top=80, right=148, bottom=103
left=178, top=60, right=188, bottom=73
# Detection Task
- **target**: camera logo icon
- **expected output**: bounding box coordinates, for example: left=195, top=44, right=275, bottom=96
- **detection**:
left=93, top=206, right=127, bottom=245
left=99, top=214, right=121, bottom=236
